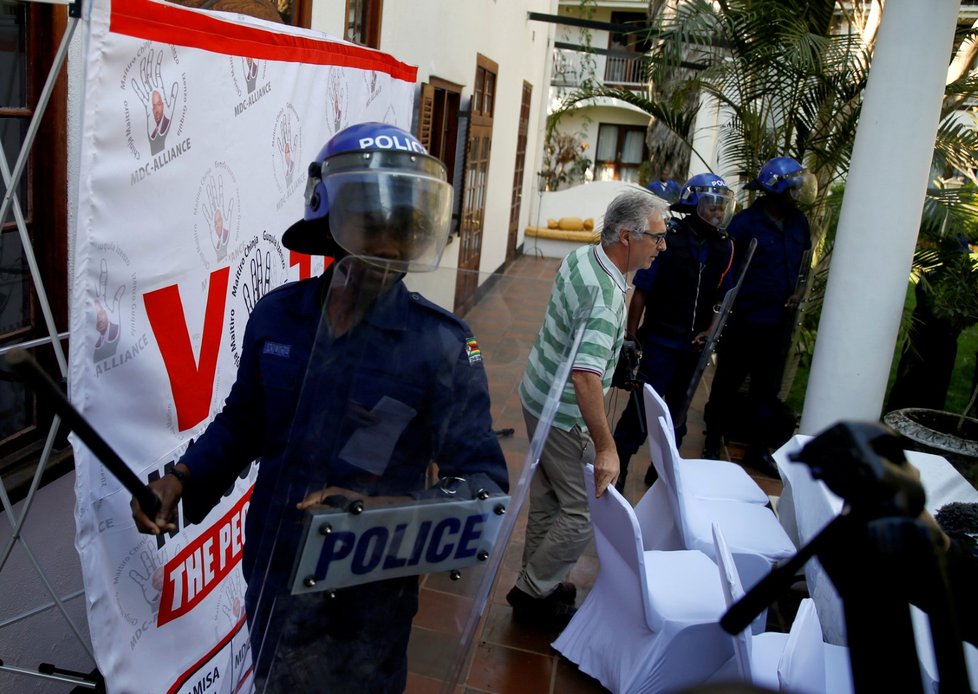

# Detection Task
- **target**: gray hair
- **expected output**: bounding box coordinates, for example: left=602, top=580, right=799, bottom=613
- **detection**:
left=600, top=190, right=668, bottom=246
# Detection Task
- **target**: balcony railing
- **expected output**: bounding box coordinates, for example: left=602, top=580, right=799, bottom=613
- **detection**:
left=603, top=55, right=650, bottom=87
left=551, top=47, right=650, bottom=90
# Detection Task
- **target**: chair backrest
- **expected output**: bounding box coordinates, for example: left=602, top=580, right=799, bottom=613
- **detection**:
left=652, top=414, right=693, bottom=546
left=778, top=599, right=827, bottom=694
left=583, top=464, right=659, bottom=632
left=712, top=523, right=753, bottom=682
left=642, top=384, right=674, bottom=484
left=643, top=382, right=675, bottom=432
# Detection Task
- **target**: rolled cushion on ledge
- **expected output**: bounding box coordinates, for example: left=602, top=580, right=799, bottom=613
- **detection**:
left=583, top=218, right=594, bottom=231
left=558, top=217, right=585, bottom=231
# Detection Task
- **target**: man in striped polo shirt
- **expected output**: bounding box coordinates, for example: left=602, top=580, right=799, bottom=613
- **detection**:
left=508, top=190, right=668, bottom=628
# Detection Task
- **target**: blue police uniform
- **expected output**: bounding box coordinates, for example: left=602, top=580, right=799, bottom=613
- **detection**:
left=726, top=198, right=811, bottom=325
left=179, top=266, right=508, bottom=692
left=647, top=178, right=681, bottom=202
left=704, top=196, right=811, bottom=453
left=613, top=217, right=733, bottom=470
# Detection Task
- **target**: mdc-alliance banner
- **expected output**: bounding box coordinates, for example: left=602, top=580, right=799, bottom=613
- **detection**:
left=69, top=1, right=416, bottom=691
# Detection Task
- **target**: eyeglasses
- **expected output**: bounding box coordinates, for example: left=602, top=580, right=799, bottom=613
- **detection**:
left=639, top=231, right=668, bottom=246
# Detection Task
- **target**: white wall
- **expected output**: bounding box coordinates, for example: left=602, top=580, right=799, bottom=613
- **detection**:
left=310, top=0, right=560, bottom=275
left=558, top=102, right=651, bottom=156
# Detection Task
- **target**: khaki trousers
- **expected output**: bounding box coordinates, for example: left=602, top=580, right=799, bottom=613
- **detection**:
left=516, top=405, right=595, bottom=599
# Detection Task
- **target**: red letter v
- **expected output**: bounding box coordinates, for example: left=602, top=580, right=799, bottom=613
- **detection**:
left=144, top=267, right=231, bottom=431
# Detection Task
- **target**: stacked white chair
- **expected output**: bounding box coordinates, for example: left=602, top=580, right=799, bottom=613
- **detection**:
left=910, top=605, right=978, bottom=693
left=643, top=383, right=770, bottom=505
left=552, top=465, right=734, bottom=694
left=712, top=524, right=788, bottom=690
left=712, top=523, right=853, bottom=693
left=778, top=599, right=853, bottom=694
left=640, top=413, right=796, bottom=599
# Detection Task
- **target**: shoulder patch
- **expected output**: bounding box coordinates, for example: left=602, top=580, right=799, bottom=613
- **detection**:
left=465, top=337, right=482, bottom=365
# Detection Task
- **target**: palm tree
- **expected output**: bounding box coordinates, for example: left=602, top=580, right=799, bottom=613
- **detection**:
left=556, top=0, right=978, bottom=405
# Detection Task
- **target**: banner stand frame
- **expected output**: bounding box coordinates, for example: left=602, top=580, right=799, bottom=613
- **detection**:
left=0, top=1, right=103, bottom=690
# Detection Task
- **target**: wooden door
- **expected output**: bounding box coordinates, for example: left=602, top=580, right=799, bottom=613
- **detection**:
left=506, top=82, right=532, bottom=264
left=454, top=55, right=497, bottom=314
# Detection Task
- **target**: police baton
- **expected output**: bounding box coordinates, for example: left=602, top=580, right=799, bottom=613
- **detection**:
left=0, top=348, right=161, bottom=519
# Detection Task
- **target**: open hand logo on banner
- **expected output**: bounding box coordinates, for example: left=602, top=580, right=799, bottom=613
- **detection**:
left=193, top=163, right=241, bottom=271
left=202, top=173, right=234, bottom=262
left=128, top=546, right=165, bottom=616
left=364, top=69, right=384, bottom=107
left=243, top=57, right=259, bottom=94
left=229, top=233, right=287, bottom=368
left=272, top=105, right=303, bottom=202
left=91, top=247, right=148, bottom=377
left=131, top=48, right=180, bottom=156
left=328, top=68, right=347, bottom=134
left=277, top=115, right=298, bottom=185
left=94, top=258, right=125, bottom=363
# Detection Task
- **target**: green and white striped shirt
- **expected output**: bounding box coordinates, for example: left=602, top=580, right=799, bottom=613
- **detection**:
left=520, top=243, right=627, bottom=432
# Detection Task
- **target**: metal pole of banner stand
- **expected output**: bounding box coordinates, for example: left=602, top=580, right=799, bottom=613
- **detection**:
left=0, top=2, right=104, bottom=690
left=0, top=0, right=82, bottom=378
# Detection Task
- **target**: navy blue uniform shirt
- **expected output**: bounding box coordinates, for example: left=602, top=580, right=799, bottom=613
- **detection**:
left=179, top=267, right=508, bottom=582
left=727, top=198, right=811, bottom=325
left=632, top=217, right=734, bottom=351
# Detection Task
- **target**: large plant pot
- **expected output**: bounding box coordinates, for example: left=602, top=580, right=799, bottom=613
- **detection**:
left=883, top=408, right=978, bottom=490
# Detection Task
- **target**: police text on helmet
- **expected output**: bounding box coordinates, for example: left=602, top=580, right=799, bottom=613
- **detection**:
left=358, top=135, right=426, bottom=153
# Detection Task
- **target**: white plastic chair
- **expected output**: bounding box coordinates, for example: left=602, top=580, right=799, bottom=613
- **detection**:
left=552, top=465, right=734, bottom=694
left=712, top=523, right=789, bottom=691
left=643, top=384, right=770, bottom=505
left=778, top=599, right=853, bottom=694
left=712, top=524, right=853, bottom=694
left=642, top=415, right=796, bottom=614
left=910, top=605, right=978, bottom=693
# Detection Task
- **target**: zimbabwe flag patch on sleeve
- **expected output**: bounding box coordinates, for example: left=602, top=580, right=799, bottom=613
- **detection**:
left=465, top=337, right=482, bottom=365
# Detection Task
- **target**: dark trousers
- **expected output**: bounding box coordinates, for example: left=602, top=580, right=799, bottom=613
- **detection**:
left=613, top=341, right=698, bottom=458
left=251, top=576, right=419, bottom=693
left=703, top=318, right=789, bottom=449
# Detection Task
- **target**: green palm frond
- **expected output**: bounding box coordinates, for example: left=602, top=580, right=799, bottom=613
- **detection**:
left=921, top=183, right=978, bottom=242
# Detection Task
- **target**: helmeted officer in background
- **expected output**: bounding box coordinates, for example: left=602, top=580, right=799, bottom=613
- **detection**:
left=647, top=167, right=682, bottom=204
left=131, top=122, right=508, bottom=692
left=702, top=156, right=816, bottom=474
left=613, top=173, right=735, bottom=490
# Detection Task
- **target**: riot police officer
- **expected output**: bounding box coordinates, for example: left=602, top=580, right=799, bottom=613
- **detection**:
left=131, top=122, right=508, bottom=692
left=702, top=156, right=816, bottom=474
left=613, top=173, right=735, bottom=490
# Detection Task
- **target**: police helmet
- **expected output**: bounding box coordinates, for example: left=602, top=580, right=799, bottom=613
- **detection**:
left=670, top=173, right=735, bottom=229
left=282, top=122, right=453, bottom=271
left=748, top=156, right=817, bottom=203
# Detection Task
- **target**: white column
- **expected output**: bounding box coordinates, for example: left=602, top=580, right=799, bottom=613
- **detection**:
left=799, top=0, right=961, bottom=435
left=685, top=90, right=721, bottom=179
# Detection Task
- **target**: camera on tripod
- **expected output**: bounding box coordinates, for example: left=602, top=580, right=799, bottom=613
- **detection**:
left=723, top=421, right=972, bottom=694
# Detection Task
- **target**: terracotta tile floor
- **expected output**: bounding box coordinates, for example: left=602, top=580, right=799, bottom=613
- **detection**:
left=406, top=254, right=787, bottom=693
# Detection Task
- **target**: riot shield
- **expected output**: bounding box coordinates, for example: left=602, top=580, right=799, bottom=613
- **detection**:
left=239, top=256, right=595, bottom=693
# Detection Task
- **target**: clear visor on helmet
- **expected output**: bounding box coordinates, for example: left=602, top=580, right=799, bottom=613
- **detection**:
left=785, top=170, right=818, bottom=205
left=695, top=187, right=735, bottom=229
left=323, top=160, right=453, bottom=273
